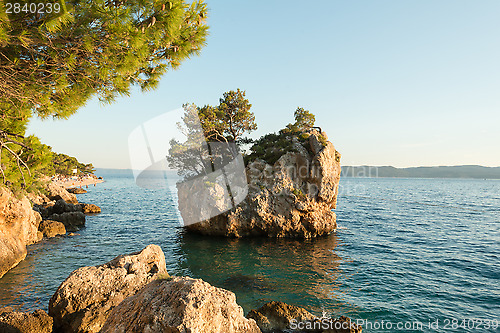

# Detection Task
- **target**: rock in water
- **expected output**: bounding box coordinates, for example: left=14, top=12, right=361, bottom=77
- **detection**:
left=38, top=220, right=66, bottom=238
left=0, top=187, right=42, bottom=278
left=0, top=308, right=53, bottom=333
left=183, top=130, right=341, bottom=238
left=79, top=203, right=101, bottom=214
left=247, top=301, right=361, bottom=333
left=49, top=211, right=86, bottom=232
left=49, top=244, right=167, bottom=333
left=68, top=188, right=87, bottom=194
left=247, top=301, right=316, bottom=332
left=101, top=276, right=261, bottom=333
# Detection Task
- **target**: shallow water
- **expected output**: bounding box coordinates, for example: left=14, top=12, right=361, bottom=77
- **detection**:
left=0, top=174, right=498, bottom=332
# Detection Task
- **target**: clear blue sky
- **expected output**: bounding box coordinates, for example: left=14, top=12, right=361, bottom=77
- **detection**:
left=27, top=0, right=500, bottom=169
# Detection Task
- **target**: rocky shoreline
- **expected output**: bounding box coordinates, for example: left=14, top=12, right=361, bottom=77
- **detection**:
left=0, top=181, right=101, bottom=279
left=0, top=245, right=362, bottom=333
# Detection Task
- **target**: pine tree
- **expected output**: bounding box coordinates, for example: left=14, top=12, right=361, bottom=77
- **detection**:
left=0, top=0, right=209, bottom=189
left=1, top=0, right=208, bottom=120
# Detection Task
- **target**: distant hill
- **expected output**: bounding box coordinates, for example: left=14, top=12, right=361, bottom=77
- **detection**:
left=341, top=165, right=500, bottom=179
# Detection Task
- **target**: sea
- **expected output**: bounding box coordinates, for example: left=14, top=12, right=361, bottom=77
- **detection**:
left=0, top=172, right=498, bottom=332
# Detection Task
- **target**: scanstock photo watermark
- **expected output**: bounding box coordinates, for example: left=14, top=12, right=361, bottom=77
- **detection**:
left=290, top=318, right=499, bottom=331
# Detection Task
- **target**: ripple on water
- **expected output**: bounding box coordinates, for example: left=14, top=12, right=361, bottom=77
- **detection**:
left=0, top=176, right=498, bottom=333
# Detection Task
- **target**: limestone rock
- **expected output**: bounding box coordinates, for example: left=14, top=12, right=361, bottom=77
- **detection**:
left=49, top=211, right=85, bottom=232
left=49, top=244, right=167, bottom=333
left=0, top=187, right=42, bottom=278
left=247, top=301, right=316, bottom=332
left=184, top=130, right=341, bottom=238
left=101, top=276, right=261, bottom=333
left=26, top=191, right=51, bottom=205
left=39, top=220, right=66, bottom=238
left=34, top=199, right=87, bottom=231
left=46, top=182, right=79, bottom=204
left=68, top=187, right=87, bottom=194
left=247, top=302, right=361, bottom=333
left=79, top=203, right=101, bottom=214
left=0, top=307, right=53, bottom=333
left=50, top=199, right=83, bottom=215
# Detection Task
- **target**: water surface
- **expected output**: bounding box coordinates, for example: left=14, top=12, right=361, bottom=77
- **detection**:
left=0, top=174, right=498, bottom=332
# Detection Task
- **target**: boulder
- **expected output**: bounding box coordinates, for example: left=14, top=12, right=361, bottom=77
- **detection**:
left=49, top=244, right=167, bottom=333
left=79, top=203, right=101, bottom=214
left=184, top=130, right=342, bottom=238
left=50, top=199, right=83, bottom=215
left=68, top=188, right=87, bottom=194
left=0, top=307, right=53, bottom=333
left=49, top=211, right=85, bottom=232
left=247, top=301, right=316, bottom=332
left=247, top=302, right=361, bottom=333
left=26, top=191, right=51, bottom=205
left=0, top=187, right=42, bottom=278
left=101, top=276, right=261, bottom=333
left=46, top=182, right=79, bottom=204
left=38, top=220, right=66, bottom=238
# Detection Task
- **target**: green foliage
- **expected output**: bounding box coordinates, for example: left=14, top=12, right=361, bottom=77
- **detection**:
left=0, top=0, right=208, bottom=190
left=167, top=90, right=257, bottom=179
left=292, top=187, right=305, bottom=199
left=0, top=0, right=209, bottom=120
left=318, top=134, right=327, bottom=146
left=245, top=108, right=320, bottom=165
left=245, top=132, right=299, bottom=165
left=42, top=152, right=95, bottom=176
left=0, top=133, right=53, bottom=192
left=197, top=89, right=257, bottom=144
left=284, top=107, right=315, bottom=133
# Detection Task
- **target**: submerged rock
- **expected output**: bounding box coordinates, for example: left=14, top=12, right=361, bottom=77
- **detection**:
left=183, top=130, right=341, bottom=238
left=0, top=307, right=53, bottom=333
left=247, top=301, right=361, bottom=333
left=49, top=244, right=167, bottom=333
left=38, top=220, right=66, bottom=238
left=0, top=187, right=42, bottom=278
left=101, top=276, right=261, bottom=333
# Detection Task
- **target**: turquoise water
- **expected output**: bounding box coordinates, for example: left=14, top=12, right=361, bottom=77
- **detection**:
left=0, top=174, right=498, bottom=332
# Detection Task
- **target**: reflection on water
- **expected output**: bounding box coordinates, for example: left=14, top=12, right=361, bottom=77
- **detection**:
left=175, top=232, right=356, bottom=316
left=0, top=239, right=65, bottom=311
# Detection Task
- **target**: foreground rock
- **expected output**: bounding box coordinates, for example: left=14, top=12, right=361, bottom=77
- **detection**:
left=49, top=244, right=167, bottom=333
left=0, top=187, right=42, bottom=278
left=68, top=187, right=87, bottom=194
left=247, top=301, right=361, bottom=333
left=0, top=307, right=53, bottom=333
left=38, top=220, right=66, bottom=238
left=183, top=130, right=341, bottom=238
left=101, top=276, right=261, bottom=333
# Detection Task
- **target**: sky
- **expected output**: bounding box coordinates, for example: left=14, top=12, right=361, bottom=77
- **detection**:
left=27, top=0, right=500, bottom=169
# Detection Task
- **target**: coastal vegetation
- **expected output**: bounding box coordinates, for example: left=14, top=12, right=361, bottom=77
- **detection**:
left=168, top=90, right=323, bottom=176
left=167, top=89, right=258, bottom=178
left=245, top=106, right=322, bottom=165
left=0, top=0, right=209, bottom=191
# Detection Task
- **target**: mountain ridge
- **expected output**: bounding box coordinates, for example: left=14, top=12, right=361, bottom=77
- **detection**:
left=341, top=165, right=500, bottom=179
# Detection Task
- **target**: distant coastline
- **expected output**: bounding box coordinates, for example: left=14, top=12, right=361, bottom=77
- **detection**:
left=96, top=165, right=500, bottom=180
left=341, top=165, right=500, bottom=179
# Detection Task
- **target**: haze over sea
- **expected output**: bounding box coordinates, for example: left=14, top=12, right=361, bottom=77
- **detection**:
left=0, top=171, right=498, bottom=332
